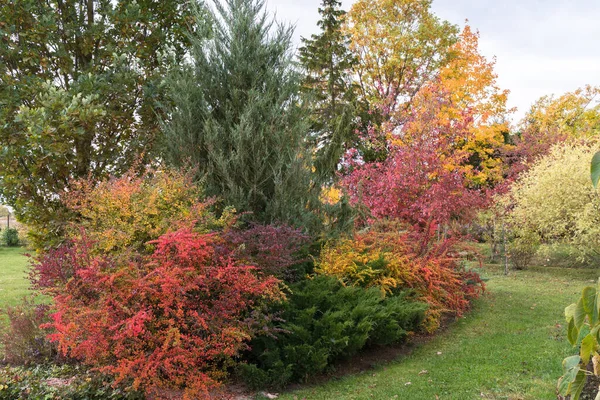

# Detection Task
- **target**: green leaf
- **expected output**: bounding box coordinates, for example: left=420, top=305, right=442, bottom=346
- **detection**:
left=569, top=317, right=581, bottom=345
left=571, top=370, right=587, bottom=400
left=581, top=333, right=597, bottom=364
left=592, top=151, right=600, bottom=188
left=559, top=355, right=582, bottom=395
left=583, top=287, right=599, bottom=325
left=592, top=324, right=600, bottom=343
left=566, top=303, right=577, bottom=321
left=575, top=297, right=587, bottom=330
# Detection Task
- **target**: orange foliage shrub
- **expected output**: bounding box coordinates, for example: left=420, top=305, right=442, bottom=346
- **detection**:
left=316, top=225, right=484, bottom=331
left=45, top=229, right=281, bottom=399
left=30, top=170, right=285, bottom=398
left=64, top=170, right=232, bottom=254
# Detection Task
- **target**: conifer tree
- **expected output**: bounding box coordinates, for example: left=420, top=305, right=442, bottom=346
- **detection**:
left=162, top=0, right=320, bottom=230
left=298, top=0, right=358, bottom=180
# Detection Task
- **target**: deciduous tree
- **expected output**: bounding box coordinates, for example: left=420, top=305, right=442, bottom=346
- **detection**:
left=344, top=0, right=458, bottom=114
left=0, top=0, right=196, bottom=248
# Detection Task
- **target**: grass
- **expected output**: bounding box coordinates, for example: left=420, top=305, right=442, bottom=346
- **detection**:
left=0, top=247, right=31, bottom=308
left=278, top=264, right=600, bottom=400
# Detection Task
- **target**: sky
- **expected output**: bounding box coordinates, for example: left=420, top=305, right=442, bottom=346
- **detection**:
left=263, top=0, right=600, bottom=125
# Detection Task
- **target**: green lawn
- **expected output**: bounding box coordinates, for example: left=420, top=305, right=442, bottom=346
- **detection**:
left=0, top=247, right=31, bottom=308
left=278, top=264, right=600, bottom=400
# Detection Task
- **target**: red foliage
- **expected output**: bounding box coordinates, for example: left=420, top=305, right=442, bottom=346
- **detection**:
left=1, top=298, right=58, bottom=365
left=29, top=234, right=91, bottom=294
left=219, top=223, right=310, bottom=280
left=501, top=129, right=567, bottom=185
left=342, top=136, right=485, bottom=229
left=342, top=86, right=487, bottom=230
left=44, top=229, right=281, bottom=399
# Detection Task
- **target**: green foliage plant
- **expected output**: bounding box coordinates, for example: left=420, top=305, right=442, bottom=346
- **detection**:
left=558, top=280, right=600, bottom=400
left=2, top=228, right=19, bottom=247
left=0, top=0, right=196, bottom=249
left=239, top=275, right=427, bottom=389
left=162, top=0, right=321, bottom=230
left=557, top=153, right=600, bottom=399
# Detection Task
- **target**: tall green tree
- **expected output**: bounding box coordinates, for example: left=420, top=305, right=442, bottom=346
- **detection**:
left=298, top=0, right=358, bottom=180
left=0, top=0, right=196, bottom=248
left=162, top=0, right=320, bottom=230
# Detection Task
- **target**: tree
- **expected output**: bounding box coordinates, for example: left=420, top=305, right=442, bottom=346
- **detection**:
left=521, top=85, right=600, bottom=138
left=0, top=0, right=195, bottom=248
left=342, top=92, right=485, bottom=230
left=400, top=26, right=513, bottom=187
left=162, top=0, right=320, bottom=230
left=344, top=0, right=458, bottom=115
left=298, top=0, right=358, bottom=179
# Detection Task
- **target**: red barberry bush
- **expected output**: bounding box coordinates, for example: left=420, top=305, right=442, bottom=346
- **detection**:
left=219, top=223, right=311, bottom=281
left=43, top=229, right=281, bottom=399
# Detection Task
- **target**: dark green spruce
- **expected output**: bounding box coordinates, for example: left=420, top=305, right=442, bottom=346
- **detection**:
left=298, top=0, right=358, bottom=180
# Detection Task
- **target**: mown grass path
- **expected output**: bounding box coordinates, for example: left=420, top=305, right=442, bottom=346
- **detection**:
left=0, top=247, right=30, bottom=308
left=280, top=265, right=600, bottom=400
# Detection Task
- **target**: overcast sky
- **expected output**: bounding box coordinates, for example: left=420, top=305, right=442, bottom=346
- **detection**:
left=263, top=0, right=600, bottom=124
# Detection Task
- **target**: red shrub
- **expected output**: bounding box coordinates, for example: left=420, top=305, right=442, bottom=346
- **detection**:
left=219, top=223, right=310, bottom=280
left=44, top=229, right=282, bottom=399
left=28, top=235, right=91, bottom=294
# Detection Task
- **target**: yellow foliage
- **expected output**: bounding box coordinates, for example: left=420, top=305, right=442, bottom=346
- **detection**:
left=316, top=235, right=413, bottom=296
left=320, top=185, right=342, bottom=205
left=521, top=85, right=600, bottom=138
left=344, top=0, right=458, bottom=109
left=402, top=25, right=513, bottom=187
left=504, top=140, right=600, bottom=261
left=65, top=170, right=231, bottom=254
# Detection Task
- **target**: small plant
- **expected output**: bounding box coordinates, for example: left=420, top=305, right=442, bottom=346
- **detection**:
left=2, top=228, right=19, bottom=247
left=556, top=150, right=600, bottom=399
left=1, top=298, right=58, bottom=366
left=558, top=279, right=600, bottom=400
left=507, top=232, right=540, bottom=270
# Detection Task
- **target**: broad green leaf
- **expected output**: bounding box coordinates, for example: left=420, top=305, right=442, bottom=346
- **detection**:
left=575, top=298, right=587, bottom=330
left=566, top=303, right=577, bottom=321
left=592, top=324, right=600, bottom=338
left=583, top=287, right=599, bottom=324
left=569, top=317, right=581, bottom=345
left=559, top=355, right=581, bottom=395
left=592, top=151, right=600, bottom=188
left=581, top=333, right=596, bottom=364
left=564, top=355, right=582, bottom=370
left=571, top=370, right=587, bottom=400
